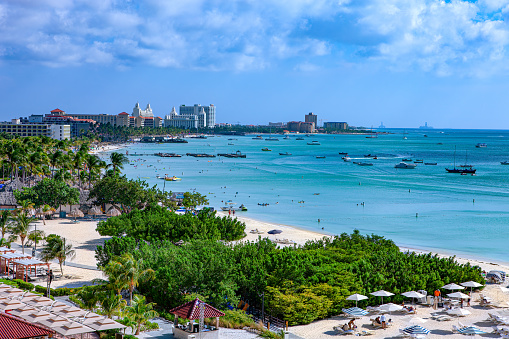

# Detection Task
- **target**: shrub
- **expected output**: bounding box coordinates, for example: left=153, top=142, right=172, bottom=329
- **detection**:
left=13, top=279, right=34, bottom=291
left=211, top=310, right=255, bottom=329
left=34, top=285, right=47, bottom=294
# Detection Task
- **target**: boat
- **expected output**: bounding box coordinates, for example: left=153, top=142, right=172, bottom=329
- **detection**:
left=425, top=162, right=438, bottom=165
left=364, top=154, right=377, bottom=158
left=279, top=152, right=292, bottom=156
left=343, top=157, right=351, bottom=162
left=446, top=147, right=476, bottom=174
left=501, top=161, right=509, bottom=165
left=261, top=148, right=271, bottom=151
left=476, top=143, right=487, bottom=148
left=316, top=156, right=326, bottom=159
left=403, top=136, right=407, bottom=140
left=155, top=152, right=181, bottom=158
left=168, top=138, right=188, bottom=143
left=284, top=136, right=291, bottom=140
left=165, top=176, right=182, bottom=181
left=265, top=137, right=279, bottom=141
left=296, top=137, right=305, bottom=140
left=217, top=151, right=246, bottom=158
left=366, top=126, right=378, bottom=138
left=228, top=138, right=237, bottom=140
left=228, top=143, right=235, bottom=145
left=186, top=153, right=216, bottom=158
left=395, top=162, right=417, bottom=169
left=338, top=152, right=348, bottom=155
left=414, top=159, right=423, bottom=163
left=221, top=204, right=248, bottom=211
left=357, top=162, right=373, bottom=166
left=252, top=135, right=263, bottom=140
left=307, top=141, right=320, bottom=145
left=402, top=158, right=412, bottom=162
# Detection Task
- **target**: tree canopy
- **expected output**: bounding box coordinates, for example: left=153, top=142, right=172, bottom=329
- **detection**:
left=14, top=178, right=80, bottom=209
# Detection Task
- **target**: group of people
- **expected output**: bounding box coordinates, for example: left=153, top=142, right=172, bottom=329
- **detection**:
left=341, top=319, right=358, bottom=331
left=373, top=314, right=389, bottom=329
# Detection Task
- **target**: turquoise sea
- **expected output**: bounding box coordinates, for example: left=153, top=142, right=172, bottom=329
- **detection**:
left=107, top=129, right=509, bottom=263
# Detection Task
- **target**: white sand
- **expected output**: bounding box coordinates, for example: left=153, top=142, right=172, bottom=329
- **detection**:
left=89, top=143, right=127, bottom=155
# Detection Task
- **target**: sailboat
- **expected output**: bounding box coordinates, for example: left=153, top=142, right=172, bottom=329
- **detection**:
left=265, top=128, right=279, bottom=141
left=366, top=126, right=378, bottom=138
left=446, top=147, right=476, bottom=174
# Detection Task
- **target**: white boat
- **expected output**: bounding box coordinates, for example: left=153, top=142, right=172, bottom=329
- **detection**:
left=357, top=162, right=373, bottom=166
left=307, top=141, right=320, bottom=145
left=395, top=162, right=417, bottom=169
left=343, top=157, right=351, bottom=162
left=476, top=143, right=487, bottom=148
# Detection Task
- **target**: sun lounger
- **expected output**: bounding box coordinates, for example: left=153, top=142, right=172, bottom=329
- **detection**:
left=399, top=329, right=411, bottom=337
left=333, top=326, right=355, bottom=335
left=357, top=330, right=374, bottom=336
left=435, top=315, right=453, bottom=321
left=452, top=325, right=462, bottom=333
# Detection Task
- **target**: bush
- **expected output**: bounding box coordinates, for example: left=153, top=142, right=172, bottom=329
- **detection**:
left=13, top=279, right=34, bottom=291
left=34, top=285, right=47, bottom=294
left=212, top=310, right=255, bottom=329
left=141, top=321, right=159, bottom=331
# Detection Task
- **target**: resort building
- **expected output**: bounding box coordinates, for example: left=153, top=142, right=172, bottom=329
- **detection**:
left=178, top=104, right=216, bottom=128
left=132, top=102, right=154, bottom=118
left=269, top=122, right=286, bottom=127
left=324, top=122, right=349, bottom=130
left=287, top=121, right=315, bottom=133
left=305, top=112, right=318, bottom=127
left=164, top=107, right=198, bottom=129
left=0, top=119, right=70, bottom=140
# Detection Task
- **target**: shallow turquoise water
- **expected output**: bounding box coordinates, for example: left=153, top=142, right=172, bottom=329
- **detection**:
left=109, top=129, right=509, bottom=263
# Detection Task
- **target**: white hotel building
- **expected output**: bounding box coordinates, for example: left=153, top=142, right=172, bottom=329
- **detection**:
left=164, top=104, right=216, bottom=129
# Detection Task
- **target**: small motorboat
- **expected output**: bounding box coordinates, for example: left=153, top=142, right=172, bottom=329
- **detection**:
left=338, top=152, right=348, bottom=155
left=395, top=162, right=417, bottom=169
left=165, top=176, right=182, bottom=181
left=425, top=162, right=438, bottom=165
left=414, top=159, right=424, bottom=163
left=501, top=161, right=509, bottom=165
left=221, top=204, right=248, bottom=211
left=252, top=135, right=263, bottom=140
left=261, top=148, right=271, bottom=151
left=476, top=143, right=487, bottom=148
left=402, top=158, right=412, bottom=162
left=307, top=141, right=321, bottom=145
left=343, top=157, right=351, bottom=162
left=296, top=137, right=305, bottom=140
left=357, top=162, right=373, bottom=166
left=279, top=152, right=292, bottom=156
left=316, top=156, right=326, bottom=159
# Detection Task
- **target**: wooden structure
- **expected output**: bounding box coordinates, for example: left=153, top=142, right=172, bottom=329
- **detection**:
left=169, top=298, right=225, bottom=339
left=0, top=253, right=31, bottom=275
left=0, top=247, right=15, bottom=254
left=12, top=259, right=50, bottom=282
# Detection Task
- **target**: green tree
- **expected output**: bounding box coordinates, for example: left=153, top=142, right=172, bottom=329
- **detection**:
left=0, top=210, right=11, bottom=239
left=182, top=192, right=209, bottom=210
left=100, top=291, right=127, bottom=318
left=105, top=253, right=155, bottom=304
left=39, top=234, right=76, bottom=275
left=107, top=152, right=128, bottom=175
left=9, top=210, right=36, bottom=254
left=14, top=178, right=80, bottom=210
left=126, top=295, right=158, bottom=335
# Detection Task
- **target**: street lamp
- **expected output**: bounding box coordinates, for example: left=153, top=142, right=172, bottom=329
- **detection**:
left=46, top=269, right=53, bottom=298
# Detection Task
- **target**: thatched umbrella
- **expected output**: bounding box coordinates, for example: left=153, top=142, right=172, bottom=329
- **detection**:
left=106, top=207, right=121, bottom=217
left=88, top=206, right=102, bottom=219
left=68, top=208, right=84, bottom=222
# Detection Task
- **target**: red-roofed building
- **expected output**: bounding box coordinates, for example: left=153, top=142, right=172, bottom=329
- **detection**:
left=50, top=108, right=64, bottom=113
left=169, top=298, right=224, bottom=339
left=0, top=312, right=55, bottom=339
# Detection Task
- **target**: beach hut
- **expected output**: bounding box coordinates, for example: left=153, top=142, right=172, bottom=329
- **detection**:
left=68, top=208, right=84, bottom=222
left=0, top=252, right=31, bottom=275
left=106, top=207, right=121, bottom=217
left=87, top=206, right=102, bottom=219
left=169, top=298, right=225, bottom=339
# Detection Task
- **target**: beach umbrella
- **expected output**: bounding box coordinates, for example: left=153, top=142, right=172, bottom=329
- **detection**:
left=404, top=316, right=428, bottom=324
left=68, top=208, right=84, bottom=222
left=377, top=303, right=404, bottom=314
left=457, top=326, right=486, bottom=335
left=0, top=299, right=24, bottom=311
left=26, top=296, right=53, bottom=307
left=88, top=206, right=102, bottom=218
left=447, top=308, right=471, bottom=317
left=461, top=281, right=483, bottom=297
left=87, top=318, right=126, bottom=331
left=347, top=293, right=368, bottom=307
left=342, top=307, right=369, bottom=318
left=79, top=312, right=104, bottom=324
left=48, top=301, right=70, bottom=312
left=402, top=291, right=425, bottom=305
left=267, top=229, right=282, bottom=235
left=370, top=290, right=395, bottom=305
left=53, top=322, right=95, bottom=336
left=18, top=291, right=39, bottom=301
left=402, top=325, right=430, bottom=336
left=2, top=288, right=24, bottom=297
left=447, top=292, right=470, bottom=299
left=9, top=305, right=38, bottom=317
left=20, top=310, right=53, bottom=322
left=442, top=283, right=465, bottom=290
left=106, top=207, right=121, bottom=217
left=53, top=306, right=88, bottom=318
left=37, top=315, right=71, bottom=328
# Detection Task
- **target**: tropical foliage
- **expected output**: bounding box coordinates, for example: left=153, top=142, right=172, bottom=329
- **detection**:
left=14, top=178, right=80, bottom=210
left=40, top=234, right=76, bottom=275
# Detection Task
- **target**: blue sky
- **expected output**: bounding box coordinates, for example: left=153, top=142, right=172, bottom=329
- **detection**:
left=1, top=0, right=509, bottom=128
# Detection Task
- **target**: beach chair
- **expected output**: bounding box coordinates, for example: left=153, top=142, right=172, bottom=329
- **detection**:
left=399, top=329, right=411, bottom=337
left=436, top=315, right=453, bottom=322
left=452, top=325, right=461, bottom=333
left=458, top=321, right=466, bottom=328
left=357, top=330, right=374, bottom=336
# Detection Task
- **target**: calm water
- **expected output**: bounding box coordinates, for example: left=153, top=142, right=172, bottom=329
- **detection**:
left=107, top=129, right=509, bottom=263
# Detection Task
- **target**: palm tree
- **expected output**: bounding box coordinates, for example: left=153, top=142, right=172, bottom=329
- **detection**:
left=85, top=154, right=104, bottom=189
left=100, top=291, right=127, bottom=318
left=28, top=229, right=45, bottom=248
left=38, top=204, right=55, bottom=226
left=0, top=210, right=11, bottom=239
left=9, top=210, right=36, bottom=254
left=107, top=152, right=128, bottom=175
left=126, top=295, right=158, bottom=335
left=0, top=237, right=12, bottom=248
left=101, top=262, right=128, bottom=296
left=39, top=234, right=76, bottom=275
left=106, top=253, right=155, bottom=304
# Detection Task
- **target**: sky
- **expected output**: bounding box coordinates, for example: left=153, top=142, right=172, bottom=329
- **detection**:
left=2, top=0, right=509, bottom=129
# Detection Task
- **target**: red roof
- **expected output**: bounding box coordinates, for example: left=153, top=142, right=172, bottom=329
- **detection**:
left=0, top=313, right=55, bottom=339
left=169, top=298, right=225, bottom=320
left=118, top=112, right=129, bottom=116
left=50, top=108, right=64, bottom=113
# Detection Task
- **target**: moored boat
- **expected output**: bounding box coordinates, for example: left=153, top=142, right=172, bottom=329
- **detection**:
left=307, top=141, right=320, bottom=145
left=165, top=176, right=182, bottom=181
left=279, top=152, right=292, bottom=156
left=501, top=161, right=509, bottom=165
left=357, top=162, right=373, bottom=166
left=476, top=143, right=487, bottom=148
left=395, top=162, right=417, bottom=169
left=261, top=148, right=271, bottom=151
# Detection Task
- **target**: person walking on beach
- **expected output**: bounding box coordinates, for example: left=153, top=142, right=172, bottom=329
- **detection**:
left=433, top=289, right=441, bottom=309
left=380, top=314, right=387, bottom=330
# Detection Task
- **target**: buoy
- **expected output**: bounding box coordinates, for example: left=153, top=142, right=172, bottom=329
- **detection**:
left=318, top=219, right=321, bottom=223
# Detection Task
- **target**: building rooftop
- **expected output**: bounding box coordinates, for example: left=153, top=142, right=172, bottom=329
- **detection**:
left=0, top=312, right=55, bottom=339
left=50, top=108, right=64, bottom=113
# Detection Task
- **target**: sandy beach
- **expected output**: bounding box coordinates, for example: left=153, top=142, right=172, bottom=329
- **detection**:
left=89, top=143, right=127, bottom=155
left=22, top=202, right=509, bottom=337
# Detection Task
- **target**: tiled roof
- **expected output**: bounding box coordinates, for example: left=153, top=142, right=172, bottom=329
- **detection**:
left=169, top=298, right=225, bottom=320
left=50, top=108, right=64, bottom=113
left=118, top=112, right=129, bottom=115
left=0, top=312, right=55, bottom=339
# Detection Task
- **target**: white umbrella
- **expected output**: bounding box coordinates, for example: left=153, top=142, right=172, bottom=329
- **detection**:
left=54, top=322, right=95, bottom=336
left=26, top=296, right=53, bottom=307
left=87, top=318, right=126, bottom=331
left=447, top=292, right=470, bottom=299
left=442, top=283, right=465, bottom=290
left=347, top=293, right=368, bottom=307
left=377, top=303, right=404, bottom=314
left=9, top=305, right=38, bottom=317
left=370, top=290, right=395, bottom=305
left=404, top=316, right=428, bottom=324
left=447, top=308, right=471, bottom=317
left=0, top=299, right=24, bottom=311
left=402, top=291, right=425, bottom=306
left=20, top=310, right=52, bottom=322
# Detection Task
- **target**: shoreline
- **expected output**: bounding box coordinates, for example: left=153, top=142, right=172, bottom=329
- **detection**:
left=100, top=141, right=509, bottom=272
left=222, top=211, right=509, bottom=274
